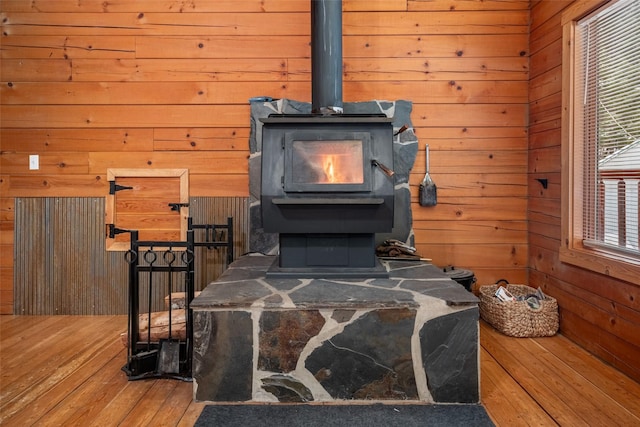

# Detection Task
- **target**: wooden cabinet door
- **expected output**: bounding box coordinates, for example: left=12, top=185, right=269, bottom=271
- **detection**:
left=106, top=169, right=189, bottom=251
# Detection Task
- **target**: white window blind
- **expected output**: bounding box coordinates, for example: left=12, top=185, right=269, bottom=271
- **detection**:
left=575, top=0, right=640, bottom=256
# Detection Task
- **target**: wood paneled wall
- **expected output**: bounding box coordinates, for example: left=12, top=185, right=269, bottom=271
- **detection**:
left=528, top=0, right=640, bottom=382
left=1, top=0, right=530, bottom=314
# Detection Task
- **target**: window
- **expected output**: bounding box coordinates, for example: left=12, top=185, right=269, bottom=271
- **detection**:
left=561, top=0, right=640, bottom=284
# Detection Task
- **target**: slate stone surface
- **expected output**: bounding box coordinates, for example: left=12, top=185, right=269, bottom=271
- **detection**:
left=288, top=280, right=418, bottom=309
left=193, top=311, right=254, bottom=401
left=192, top=255, right=480, bottom=404
left=191, top=255, right=478, bottom=310
left=400, top=279, right=480, bottom=306
left=258, top=310, right=325, bottom=373
left=306, top=308, right=418, bottom=400
left=260, top=374, right=315, bottom=402
left=420, top=308, right=479, bottom=403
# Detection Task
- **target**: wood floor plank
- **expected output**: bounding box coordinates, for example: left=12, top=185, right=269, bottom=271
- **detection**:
left=0, top=316, right=71, bottom=360
left=144, top=380, right=196, bottom=426
left=1, top=316, right=639, bottom=426
left=483, top=321, right=640, bottom=426
left=0, top=316, right=119, bottom=407
left=533, top=333, right=640, bottom=417
left=90, top=377, right=155, bottom=426
left=480, top=348, right=556, bottom=426
left=60, top=365, right=145, bottom=427
left=1, top=316, right=108, bottom=369
left=1, top=316, right=122, bottom=386
left=0, top=315, right=56, bottom=340
left=117, top=379, right=181, bottom=426
left=33, top=346, right=129, bottom=426
left=177, top=401, right=207, bottom=427
left=480, top=322, right=590, bottom=426
left=524, top=337, right=640, bottom=426
left=0, top=338, right=126, bottom=426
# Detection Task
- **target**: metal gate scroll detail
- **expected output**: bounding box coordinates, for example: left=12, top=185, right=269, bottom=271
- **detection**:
left=122, top=217, right=234, bottom=381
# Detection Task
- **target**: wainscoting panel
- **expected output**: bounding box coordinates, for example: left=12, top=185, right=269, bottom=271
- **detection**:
left=14, top=197, right=249, bottom=315
left=14, top=198, right=126, bottom=315
left=189, top=196, right=250, bottom=292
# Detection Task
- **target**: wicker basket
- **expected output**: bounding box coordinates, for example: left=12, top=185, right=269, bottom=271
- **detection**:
left=478, top=283, right=559, bottom=338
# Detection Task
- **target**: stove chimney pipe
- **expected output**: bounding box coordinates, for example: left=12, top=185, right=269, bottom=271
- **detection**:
left=311, top=0, right=343, bottom=114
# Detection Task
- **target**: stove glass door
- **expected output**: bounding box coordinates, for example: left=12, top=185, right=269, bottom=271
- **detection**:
left=284, top=132, right=372, bottom=192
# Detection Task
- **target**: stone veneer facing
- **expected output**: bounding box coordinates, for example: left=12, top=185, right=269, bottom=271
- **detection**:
left=248, top=99, right=419, bottom=254
left=191, top=255, right=480, bottom=404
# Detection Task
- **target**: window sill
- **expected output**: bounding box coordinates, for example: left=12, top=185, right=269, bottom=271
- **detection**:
left=559, top=242, right=640, bottom=285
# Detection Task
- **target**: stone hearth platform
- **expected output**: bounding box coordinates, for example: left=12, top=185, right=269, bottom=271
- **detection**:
left=191, top=254, right=480, bottom=404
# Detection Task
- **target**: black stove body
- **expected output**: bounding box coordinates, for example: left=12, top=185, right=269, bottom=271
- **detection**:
left=259, top=0, right=395, bottom=278
left=261, top=114, right=394, bottom=278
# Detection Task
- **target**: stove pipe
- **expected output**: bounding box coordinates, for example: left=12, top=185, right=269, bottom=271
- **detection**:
left=311, top=0, right=343, bottom=113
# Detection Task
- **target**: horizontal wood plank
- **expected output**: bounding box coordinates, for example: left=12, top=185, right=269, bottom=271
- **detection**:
left=135, top=35, right=310, bottom=59
left=1, top=11, right=527, bottom=37
left=0, top=175, right=108, bottom=197
left=344, top=11, right=528, bottom=34
left=0, top=59, right=73, bottom=82
left=408, top=0, right=529, bottom=12
left=560, top=310, right=640, bottom=382
left=113, top=176, right=182, bottom=199
left=416, top=243, right=527, bottom=268
left=412, top=104, right=528, bottom=127
left=0, top=174, right=249, bottom=197
left=153, top=128, right=251, bottom=151
left=413, top=220, right=527, bottom=244
left=90, top=152, right=249, bottom=174
left=1, top=12, right=310, bottom=37
left=410, top=151, right=528, bottom=175
left=415, top=173, right=527, bottom=198
left=70, top=58, right=289, bottom=82
left=1, top=153, right=90, bottom=174
left=416, top=126, right=528, bottom=139
left=412, top=198, right=527, bottom=221
left=0, top=128, right=154, bottom=152
left=0, top=81, right=307, bottom=105
left=0, top=36, right=136, bottom=59
left=344, top=0, right=407, bottom=12
left=0, top=105, right=251, bottom=128
left=20, top=57, right=530, bottom=84
left=0, top=81, right=528, bottom=105
left=0, top=0, right=309, bottom=13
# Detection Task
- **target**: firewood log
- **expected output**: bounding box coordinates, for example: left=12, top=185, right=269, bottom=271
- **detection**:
left=120, top=309, right=186, bottom=347
left=163, top=291, right=201, bottom=309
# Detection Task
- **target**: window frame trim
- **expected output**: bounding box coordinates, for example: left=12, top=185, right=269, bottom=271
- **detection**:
left=560, top=0, right=640, bottom=284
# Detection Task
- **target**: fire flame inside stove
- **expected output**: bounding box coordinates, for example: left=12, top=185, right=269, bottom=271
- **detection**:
left=317, top=152, right=363, bottom=184
left=291, top=140, right=364, bottom=185
left=323, top=155, right=337, bottom=183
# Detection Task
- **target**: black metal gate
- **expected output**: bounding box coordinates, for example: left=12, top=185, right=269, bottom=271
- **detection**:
left=121, top=217, right=233, bottom=381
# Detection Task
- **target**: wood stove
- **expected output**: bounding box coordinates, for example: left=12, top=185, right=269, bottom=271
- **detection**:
left=261, top=114, right=394, bottom=277
left=258, top=0, right=395, bottom=278
left=192, top=0, right=479, bottom=405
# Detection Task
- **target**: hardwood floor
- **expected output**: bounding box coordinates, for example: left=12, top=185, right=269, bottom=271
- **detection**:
left=1, top=316, right=639, bottom=426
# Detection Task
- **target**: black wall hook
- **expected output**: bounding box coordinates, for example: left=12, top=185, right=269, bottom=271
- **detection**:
left=168, top=203, right=189, bottom=211
left=536, top=178, right=548, bottom=189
